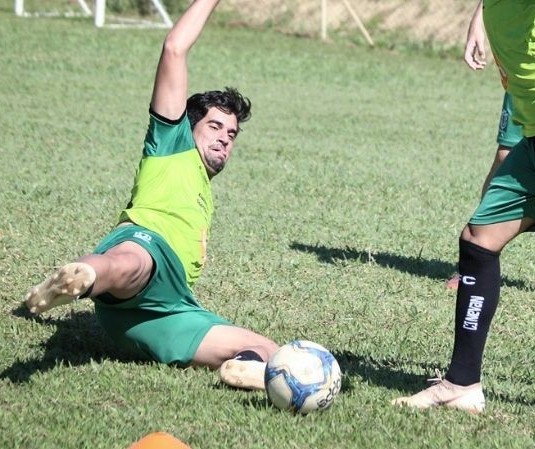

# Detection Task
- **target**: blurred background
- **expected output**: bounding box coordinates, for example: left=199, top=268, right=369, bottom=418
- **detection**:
left=16, top=0, right=481, bottom=54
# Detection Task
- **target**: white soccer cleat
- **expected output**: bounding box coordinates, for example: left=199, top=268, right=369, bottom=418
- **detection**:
left=392, top=372, right=485, bottom=414
left=219, top=359, right=267, bottom=391
left=24, top=262, right=96, bottom=314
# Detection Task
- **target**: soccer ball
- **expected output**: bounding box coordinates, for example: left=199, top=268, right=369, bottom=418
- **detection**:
left=264, top=340, right=342, bottom=414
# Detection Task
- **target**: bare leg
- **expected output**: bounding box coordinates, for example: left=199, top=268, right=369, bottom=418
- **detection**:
left=78, top=242, right=153, bottom=299
left=446, top=145, right=511, bottom=290
left=394, top=218, right=533, bottom=412
left=193, top=325, right=279, bottom=390
left=25, top=241, right=152, bottom=314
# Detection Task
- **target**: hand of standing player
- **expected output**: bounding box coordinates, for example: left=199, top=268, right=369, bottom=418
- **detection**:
left=464, top=0, right=486, bottom=70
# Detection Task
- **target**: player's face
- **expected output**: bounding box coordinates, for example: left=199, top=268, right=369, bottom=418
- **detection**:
left=193, top=107, right=238, bottom=178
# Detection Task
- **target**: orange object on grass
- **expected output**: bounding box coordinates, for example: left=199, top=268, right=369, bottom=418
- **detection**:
left=128, top=432, right=192, bottom=449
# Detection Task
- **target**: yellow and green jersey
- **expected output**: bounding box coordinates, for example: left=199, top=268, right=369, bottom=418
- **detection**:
left=484, top=0, right=535, bottom=137
left=119, top=109, right=213, bottom=288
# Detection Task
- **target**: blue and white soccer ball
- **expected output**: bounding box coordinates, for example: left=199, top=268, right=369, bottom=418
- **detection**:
left=264, top=340, right=342, bottom=414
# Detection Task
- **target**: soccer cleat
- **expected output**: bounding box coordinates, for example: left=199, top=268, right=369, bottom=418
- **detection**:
left=392, top=372, right=485, bottom=413
left=24, top=262, right=96, bottom=314
left=219, top=358, right=267, bottom=390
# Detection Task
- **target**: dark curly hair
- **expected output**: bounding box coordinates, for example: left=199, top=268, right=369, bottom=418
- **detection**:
left=186, top=87, right=252, bottom=132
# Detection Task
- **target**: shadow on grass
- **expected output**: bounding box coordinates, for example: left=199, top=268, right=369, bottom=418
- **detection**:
left=235, top=350, right=535, bottom=410
left=230, top=352, right=445, bottom=412
left=336, top=343, right=535, bottom=407
left=290, top=242, right=531, bottom=290
left=333, top=350, right=438, bottom=395
left=1, top=306, right=143, bottom=383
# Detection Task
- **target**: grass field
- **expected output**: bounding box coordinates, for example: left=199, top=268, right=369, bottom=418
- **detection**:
left=2, top=2, right=535, bottom=449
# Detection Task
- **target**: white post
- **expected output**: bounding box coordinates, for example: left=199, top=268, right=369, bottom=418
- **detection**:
left=77, top=0, right=92, bottom=16
left=151, top=0, right=173, bottom=27
left=14, top=0, right=24, bottom=16
left=94, top=0, right=105, bottom=27
left=341, top=0, right=374, bottom=47
left=321, top=0, right=327, bottom=41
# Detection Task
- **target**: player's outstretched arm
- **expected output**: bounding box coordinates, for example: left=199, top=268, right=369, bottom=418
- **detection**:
left=464, top=0, right=486, bottom=70
left=150, top=0, right=221, bottom=120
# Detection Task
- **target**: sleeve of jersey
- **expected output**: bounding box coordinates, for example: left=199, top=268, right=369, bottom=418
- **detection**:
left=143, top=109, right=196, bottom=157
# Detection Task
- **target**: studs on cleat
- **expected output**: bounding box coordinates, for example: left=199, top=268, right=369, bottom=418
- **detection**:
left=23, top=263, right=96, bottom=314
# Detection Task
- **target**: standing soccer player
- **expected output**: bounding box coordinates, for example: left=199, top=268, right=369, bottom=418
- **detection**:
left=25, top=0, right=278, bottom=390
left=393, top=0, right=535, bottom=412
left=446, top=0, right=523, bottom=290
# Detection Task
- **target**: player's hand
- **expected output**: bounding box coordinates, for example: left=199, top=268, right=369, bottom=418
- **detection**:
left=464, top=2, right=486, bottom=70
left=464, top=34, right=486, bottom=70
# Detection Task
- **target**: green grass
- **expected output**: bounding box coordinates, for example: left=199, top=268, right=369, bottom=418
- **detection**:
left=2, top=3, right=535, bottom=449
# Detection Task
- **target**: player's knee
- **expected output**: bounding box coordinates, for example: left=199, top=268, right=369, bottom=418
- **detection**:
left=108, top=252, right=152, bottom=291
left=460, top=225, right=479, bottom=245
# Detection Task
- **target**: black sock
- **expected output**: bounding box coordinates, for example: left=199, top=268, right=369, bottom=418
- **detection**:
left=233, top=350, right=263, bottom=362
left=78, top=283, right=94, bottom=299
left=446, top=238, right=500, bottom=386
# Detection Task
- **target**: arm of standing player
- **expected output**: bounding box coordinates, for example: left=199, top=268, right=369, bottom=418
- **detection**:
left=150, top=0, right=221, bottom=120
left=464, top=0, right=486, bottom=70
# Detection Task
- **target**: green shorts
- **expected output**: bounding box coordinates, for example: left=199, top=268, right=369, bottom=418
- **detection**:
left=92, top=224, right=230, bottom=366
left=470, top=137, right=535, bottom=225
left=497, top=92, right=523, bottom=148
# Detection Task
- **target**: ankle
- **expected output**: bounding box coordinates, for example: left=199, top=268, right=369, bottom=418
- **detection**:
left=232, top=350, right=263, bottom=362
